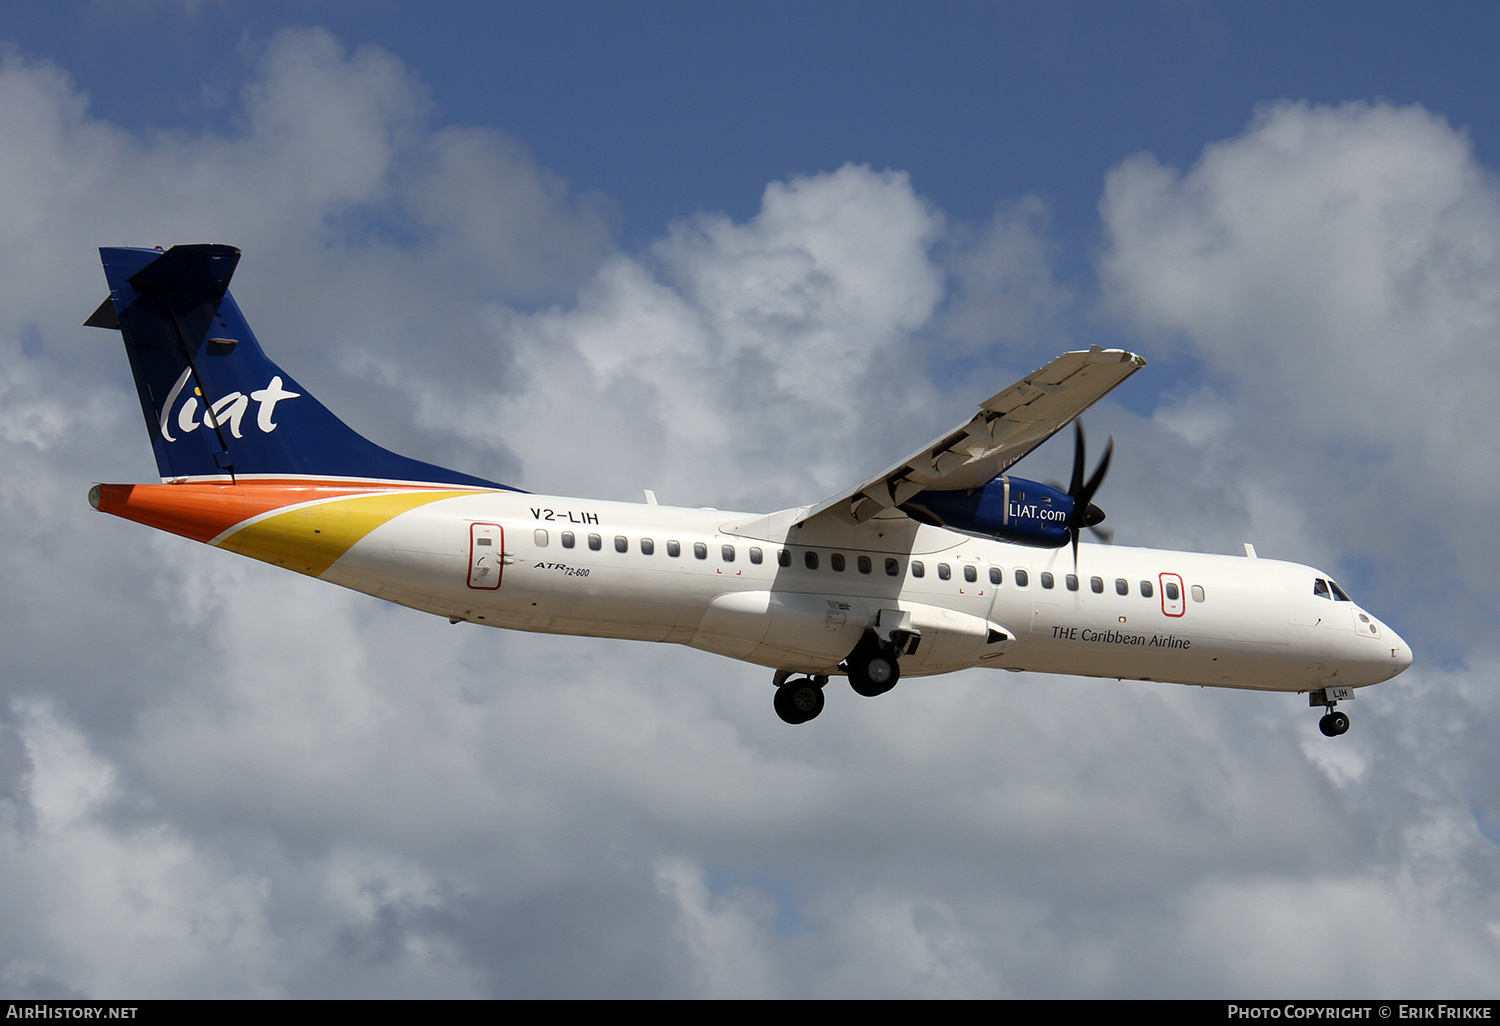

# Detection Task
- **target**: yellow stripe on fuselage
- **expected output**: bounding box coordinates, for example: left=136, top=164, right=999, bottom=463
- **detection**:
left=216, top=490, right=472, bottom=576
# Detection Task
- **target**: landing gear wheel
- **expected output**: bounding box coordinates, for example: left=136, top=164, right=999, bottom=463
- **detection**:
left=1310, top=688, right=1352, bottom=737
left=774, top=678, right=825, bottom=724
left=846, top=636, right=901, bottom=698
left=1319, top=711, right=1350, bottom=737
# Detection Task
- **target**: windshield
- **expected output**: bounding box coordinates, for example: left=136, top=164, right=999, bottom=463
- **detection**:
left=1312, top=577, right=1352, bottom=602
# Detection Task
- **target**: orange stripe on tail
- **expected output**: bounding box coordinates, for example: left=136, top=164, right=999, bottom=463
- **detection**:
left=91, top=481, right=482, bottom=576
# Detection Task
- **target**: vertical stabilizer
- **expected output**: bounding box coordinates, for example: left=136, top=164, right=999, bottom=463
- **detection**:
left=92, top=245, right=509, bottom=489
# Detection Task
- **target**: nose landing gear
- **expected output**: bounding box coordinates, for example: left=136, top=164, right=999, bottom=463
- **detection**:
left=1319, top=710, right=1350, bottom=736
left=1310, top=687, right=1352, bottom=736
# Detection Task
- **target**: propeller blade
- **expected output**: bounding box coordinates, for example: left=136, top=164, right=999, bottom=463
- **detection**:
left=1077, top=437, right=1113, bottom=511
left=1069, top=422, right=1086, bottom=499
left=1066, top=423, right=1115, bottom=568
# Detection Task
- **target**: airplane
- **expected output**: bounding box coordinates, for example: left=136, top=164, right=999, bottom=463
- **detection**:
left=84, top=244, right=1412, bottom=736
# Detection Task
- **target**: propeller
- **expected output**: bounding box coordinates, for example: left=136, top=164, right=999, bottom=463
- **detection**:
left=1067, top=420, right=1114, bottom=566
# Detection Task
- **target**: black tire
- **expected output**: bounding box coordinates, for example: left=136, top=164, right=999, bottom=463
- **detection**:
left=790, top=680, right=824, bottom=721
left=774, top=680, right=823, bottom=724
left=773, top=684, right=799, bottom=723
left=1330, top=711, right=1350, bottom=735
left=848, top=648, right=900, bottom=697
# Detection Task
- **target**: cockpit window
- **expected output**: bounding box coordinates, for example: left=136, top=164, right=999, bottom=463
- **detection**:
left=1313, top=578, right=1330, bottom=599
left=1328, top=580, right=1352, bottom=602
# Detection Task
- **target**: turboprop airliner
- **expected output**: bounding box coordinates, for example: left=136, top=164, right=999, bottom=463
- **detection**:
left=85, top=244, right=1412, bottom=734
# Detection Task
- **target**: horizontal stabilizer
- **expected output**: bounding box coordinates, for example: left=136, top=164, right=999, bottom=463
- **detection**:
left=125, top=243, right=239, bottom=306
left=83, top=296, right=119, bottom=329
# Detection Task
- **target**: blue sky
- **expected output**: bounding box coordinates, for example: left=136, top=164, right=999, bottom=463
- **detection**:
left=0, top=0, right=1498, bottom=999
left=15, top=2, right=1500, bottom=251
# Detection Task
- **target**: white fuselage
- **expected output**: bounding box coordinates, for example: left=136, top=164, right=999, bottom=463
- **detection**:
left=320, top=491, right=1411, bottom=693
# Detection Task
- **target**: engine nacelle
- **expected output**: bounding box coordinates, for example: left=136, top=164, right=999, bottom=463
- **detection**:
left=900, top=475, right=1073, bottom=548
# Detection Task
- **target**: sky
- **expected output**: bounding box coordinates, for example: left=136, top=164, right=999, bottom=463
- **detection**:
left=0, top=0, right=1498, bottom=999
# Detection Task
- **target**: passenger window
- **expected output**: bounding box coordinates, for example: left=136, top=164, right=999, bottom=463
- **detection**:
left=858, top=555, right=872, bottom=575
left=1165, top=581, right=1180, bottom=601
left=1015, top=568, right=1029, bottom=587
left=1191, top=585, right=1206, bottom=602
left=722, top=544, right=735, bottom=562
left=1313, top=578, right=1331, bottom=599
left=989, top=567, right=1001, bottom=585
left=749, top=547, right=763, bottom=564
left=777, top=549, right=790, bottom=567
left=534, top=529, right=548, bottom=547
left=830, top=553, right=845, bottom=572
left=911, top=561, right=925, bottom=578
left=938, top=563, right=951, bottom=581
left=588, top=533, right=602, bottom=551
left=640, top=538, right=654, bottom=555
left=885, top=558, right=900, bottom=577
left=1140, top=580, right=1153, bottom=598
left=561, top=531, right=575, bottom=549
left=1116, top=578, right=1128, bottom=596
left=1091, top=576, right=1104, bottom=594
left=1041, top=571, right=1054, bottom=589
left=615, top=535, right=628, bottom=553
left=963, top=565, right=977, bottom=582
left=667, top=540, right=681, bottom=557
left=805, top=551, right=819, bottom=570
left=1066, top=574, right=1079, bottom=591
left=694, top=542, right=708, bottom=559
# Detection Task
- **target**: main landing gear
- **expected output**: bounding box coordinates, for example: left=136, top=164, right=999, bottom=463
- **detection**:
left=1310, top=687, right=1351, bottom=737
left=770, top=629, right=910, bottom=724
left=845, top=633, right=901, bottom=697
left=773, top=673, right=827, bottom=724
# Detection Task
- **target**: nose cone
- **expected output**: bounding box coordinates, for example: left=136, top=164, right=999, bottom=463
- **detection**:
left=1363, top=626, right=1413, bottom=685
left=1392, top=632, right=1414, bottom=676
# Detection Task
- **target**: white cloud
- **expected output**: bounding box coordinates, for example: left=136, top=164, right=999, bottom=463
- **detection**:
left=464, top=164, right=947, bottom=508
left=1099, top=102, right=1500, bottom=590
left=1174, top=872, right=1500, bottom=997
left=805, top=886, right=997, bottom=998
left=654, top=858, right=780, bottom=999
left=1091, top=100, right=1500, bottom=996
left=941, top=195, right=1076, bottom=358
left=0, top=702, right=281, bottom=998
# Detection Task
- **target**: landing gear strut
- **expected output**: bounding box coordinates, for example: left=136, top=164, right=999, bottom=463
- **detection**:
left=1310, top=687, right=1351, bottom=737
left=844, top=631, right=902, bottom=698
left=773, top=674, right=827, bottom=724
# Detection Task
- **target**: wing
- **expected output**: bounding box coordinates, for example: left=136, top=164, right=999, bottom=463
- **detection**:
left=798, top=346, right=1145, bottom=527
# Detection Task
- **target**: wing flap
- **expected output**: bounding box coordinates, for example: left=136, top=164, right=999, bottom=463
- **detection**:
left=798, top=346, right=1145, bottom=527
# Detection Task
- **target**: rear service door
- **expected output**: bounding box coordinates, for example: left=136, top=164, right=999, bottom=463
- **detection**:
left=468, top=523, right=504, bottom=589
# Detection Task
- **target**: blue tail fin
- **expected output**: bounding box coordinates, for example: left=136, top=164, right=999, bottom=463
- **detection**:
left=90, top=244, right=510, bottom=489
